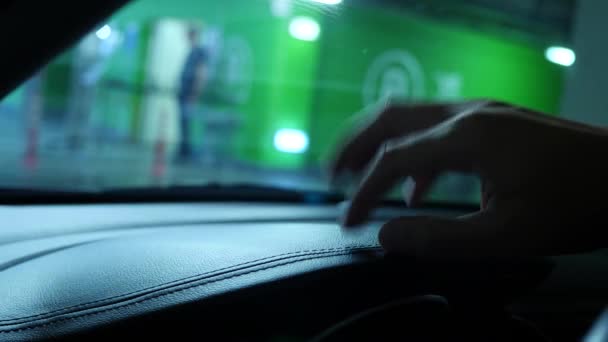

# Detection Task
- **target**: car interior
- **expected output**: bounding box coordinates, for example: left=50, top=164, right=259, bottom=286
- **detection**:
left=1, top=0, right=608, bottom=341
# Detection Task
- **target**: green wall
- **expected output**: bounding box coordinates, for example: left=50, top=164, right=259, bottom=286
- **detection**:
left=2, top=0, right=566, bottom=176
left=110, top=0, right=318, bottom=167
left=308, top=3, right=564, bottom=165
left=253, top=8, right=322, bottom=168
left=94, top=20, right=151, bottom=140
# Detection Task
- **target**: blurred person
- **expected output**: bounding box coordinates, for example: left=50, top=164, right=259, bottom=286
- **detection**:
left=331, top=99, right=608, bottom=258
left=66, top=31, right=110, bottom=150
left=22, top=71, right=45, bottom=168
left=176, top=25, right=208, bottom=161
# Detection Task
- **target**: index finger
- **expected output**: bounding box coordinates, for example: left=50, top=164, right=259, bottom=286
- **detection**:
left=342, top=119, right=475, bottom=227
left=329, top=102, right=454, bottom=182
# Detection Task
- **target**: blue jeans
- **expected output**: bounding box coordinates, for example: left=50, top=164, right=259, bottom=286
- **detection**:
left=178, top=101, right=194, bottom=158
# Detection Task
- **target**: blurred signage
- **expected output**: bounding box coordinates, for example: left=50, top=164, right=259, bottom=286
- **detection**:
left=362, top=49, right=426, bottom=106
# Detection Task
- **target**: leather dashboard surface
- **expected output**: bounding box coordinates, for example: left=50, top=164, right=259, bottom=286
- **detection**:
left=0, top=202, right=603, bottom=341
left=0, top=202, right=398, bottom=341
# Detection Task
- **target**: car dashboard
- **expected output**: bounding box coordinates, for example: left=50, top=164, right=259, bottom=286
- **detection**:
left=0, top=203, right=604, bottom=341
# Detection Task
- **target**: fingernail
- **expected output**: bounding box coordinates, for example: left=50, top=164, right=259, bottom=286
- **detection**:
left=402, top=177, right=416, bottom=207
left=338, top=200, right=354, bottom=227
left=337, top=200, right=349, bottom=223
left=341, top=212, right=362, bottom=228
left=338, top=200, right=364, bottom=228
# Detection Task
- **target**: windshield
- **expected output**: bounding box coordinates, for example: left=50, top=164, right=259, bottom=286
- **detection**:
left=0, top=0, right=580, bottom=205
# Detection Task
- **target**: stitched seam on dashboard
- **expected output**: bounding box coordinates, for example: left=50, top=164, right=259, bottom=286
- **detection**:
left=0, top=244, right=379, bottom=324
left=0, top=246, right=382, bottom=333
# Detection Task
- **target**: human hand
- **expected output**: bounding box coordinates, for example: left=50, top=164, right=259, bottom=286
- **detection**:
left=331, top=99, right=608, bottom=258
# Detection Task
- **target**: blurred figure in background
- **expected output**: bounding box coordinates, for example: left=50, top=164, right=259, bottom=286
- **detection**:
left=22, top=71, right=45, bottom=169
left=176, top=25, right=208, bottom=161
left=66, top=29, right=112, bottom=150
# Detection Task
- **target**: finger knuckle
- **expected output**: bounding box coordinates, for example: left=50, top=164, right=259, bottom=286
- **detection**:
left=371, top=144, right=401, bottom=172
left=455, top=110, right=492, bottom=132
left=447, top=111, right=498, bottom=156
left=380, top=146, right=400, bottom=165
left=378, top=101, right=399, bottom=120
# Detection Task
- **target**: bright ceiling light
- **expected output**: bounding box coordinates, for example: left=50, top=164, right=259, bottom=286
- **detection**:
left=289, top=17, right=321, bottom=42
left=274, top=129, right=309, bottom=154
left=270, top=0, right=292, bottom=17
left=310, top=0, right=343, bottom=4
left=96, top=25, right=112, bottom=40
left=545, top=46, right=575, bottom=67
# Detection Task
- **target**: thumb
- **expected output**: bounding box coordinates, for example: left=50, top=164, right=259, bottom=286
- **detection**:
left=379, top=214, right=506, bottom=258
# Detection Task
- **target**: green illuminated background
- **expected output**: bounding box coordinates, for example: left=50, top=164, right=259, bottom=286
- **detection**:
left=24, top=0, right=564, bottom=200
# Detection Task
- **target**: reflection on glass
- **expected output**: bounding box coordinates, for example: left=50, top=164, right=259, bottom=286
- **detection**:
left=0, top=0, right=578, bottom=204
